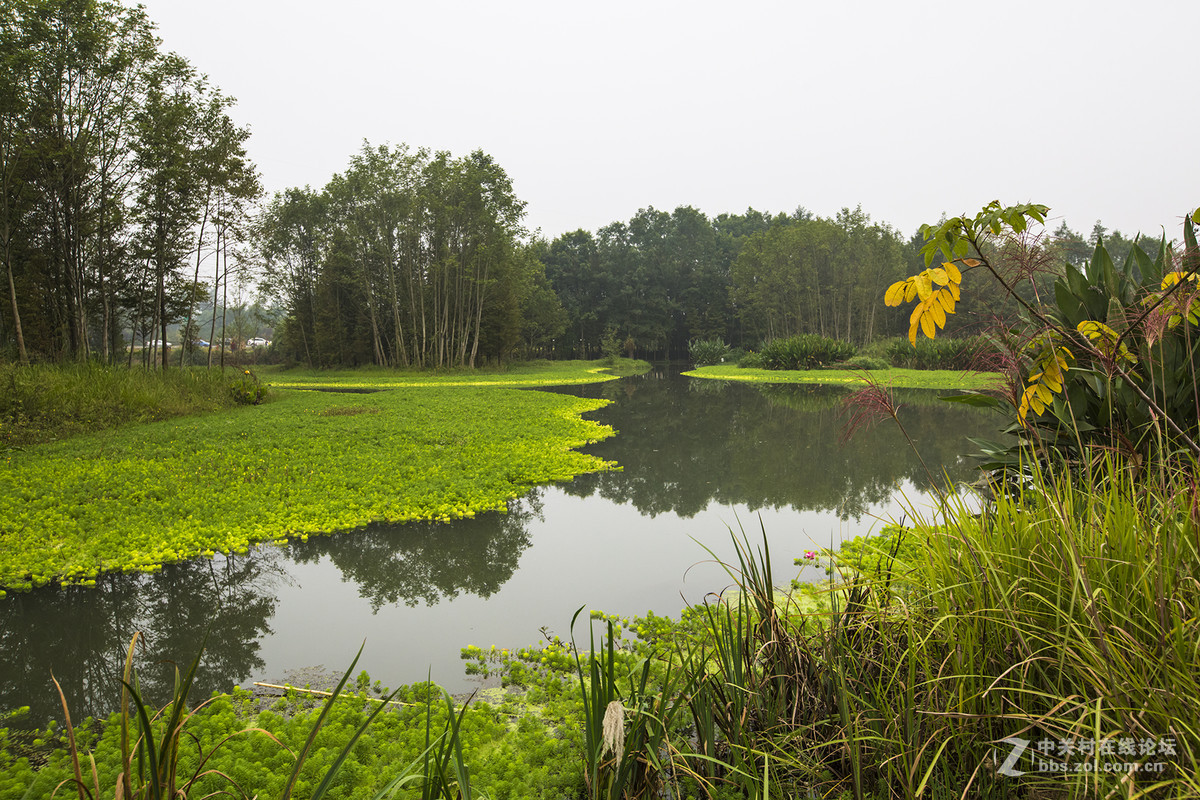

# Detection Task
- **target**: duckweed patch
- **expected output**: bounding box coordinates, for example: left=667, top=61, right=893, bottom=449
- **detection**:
left=683, top=364, right=1003, bottom=390
left=0, top=680, right=581, bottom=800
left=317, top=405, right=379, bottom=417
left=263, top=358, right=649, bottom=390
left=0, top=362, right=632, bottom=592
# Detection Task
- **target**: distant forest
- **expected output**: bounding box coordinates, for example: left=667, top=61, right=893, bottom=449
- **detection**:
left=0, top=0, right=1163, bottom=367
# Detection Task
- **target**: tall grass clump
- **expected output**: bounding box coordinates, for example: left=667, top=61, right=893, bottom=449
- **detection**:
left=659, top=457, right=1200, bottom=798
left=906, top=456, right=1200, bottom=797
left=0, top=364, right=258, bottom=447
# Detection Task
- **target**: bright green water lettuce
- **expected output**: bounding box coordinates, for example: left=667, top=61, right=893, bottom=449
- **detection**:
left=0, top=363, right=630, bottom=592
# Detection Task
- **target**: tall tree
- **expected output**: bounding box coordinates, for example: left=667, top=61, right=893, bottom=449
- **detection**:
left=131, top=53, right=204, bottom=369
left=260, top=143, right=530, bottom=369
left=1, top=0, right=256, bottom=366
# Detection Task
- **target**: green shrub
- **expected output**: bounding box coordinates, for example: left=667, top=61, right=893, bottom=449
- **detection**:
left=599, top=327, right=621, bottom=365
left=843, top=355, right=889, bottom=370
left=755, top=334, right=856, bottom=370
left=687, top=338, right=731, bottom=367
left=737, top=350, right=762, bottom=368
left=228, top=369, right=267, bottom=405
left=885, top=335, right=988, bottom=370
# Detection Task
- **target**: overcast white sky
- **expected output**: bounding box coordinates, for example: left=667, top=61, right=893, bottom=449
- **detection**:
left=136, top=0, right=1196, bottom=242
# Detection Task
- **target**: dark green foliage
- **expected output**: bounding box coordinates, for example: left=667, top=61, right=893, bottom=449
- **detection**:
left=1031, top=224, right=1200, bottom=461
left=543, top=207, right=782, bottom=359
left=884, top=335, right=989, bottom=370
left=953, top=212, right=1200, bottom=473
left=0, top=0, right=259, bottom=367
left=259, top=145, right=535, bottom=369
left=599, top=326, right=622, bottom=365
left=731, top=207, right=910, bottom=345
left=754, top=334, right=857, bottom=370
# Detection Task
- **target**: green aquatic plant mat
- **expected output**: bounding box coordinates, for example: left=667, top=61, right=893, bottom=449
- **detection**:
left=683, top=364, right=1003, bottom=390
left=0, top=382, right=615, bottom=592
left=3, top=679, right=579, bottom=800
left=260, top=359, right=647, bottom=389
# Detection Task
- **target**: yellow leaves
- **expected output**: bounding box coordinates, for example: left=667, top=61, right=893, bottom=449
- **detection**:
left=1076, top=320, right=1137, bottom=364
left=886, top=261, right=965, bottom=345
left=1017, top=344, right=1072, bottom=425
left=1148, top=271, right=1200, bottom=328
left=1161, top=270, right=1199, bottom=291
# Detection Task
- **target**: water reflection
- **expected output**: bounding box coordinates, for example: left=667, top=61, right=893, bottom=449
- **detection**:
left=565, top=375, right=998, bottom=520
left=286, top=494, right=540, bottom=611
left=0, top=552, right=283, bottom=723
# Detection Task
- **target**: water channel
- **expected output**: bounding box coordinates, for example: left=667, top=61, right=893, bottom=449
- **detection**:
left=0, top=368, right=1005, bottom=722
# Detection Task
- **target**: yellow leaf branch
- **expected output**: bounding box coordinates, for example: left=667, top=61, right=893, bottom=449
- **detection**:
left=885, top=262, right=963, bottom=345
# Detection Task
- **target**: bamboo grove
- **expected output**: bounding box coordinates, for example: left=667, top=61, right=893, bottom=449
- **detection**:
left=1, top=0, right=260, bottom=367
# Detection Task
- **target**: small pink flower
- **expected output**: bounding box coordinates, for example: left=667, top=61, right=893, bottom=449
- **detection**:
left=803, top=550, right=817, bottom=560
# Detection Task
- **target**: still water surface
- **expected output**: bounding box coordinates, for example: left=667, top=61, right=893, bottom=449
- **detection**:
left=1, top=368, right=1003, bottom=721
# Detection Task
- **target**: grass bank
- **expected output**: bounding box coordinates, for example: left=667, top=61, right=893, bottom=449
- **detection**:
left=684, top=363, right=1004, bottom=390
left=0, top=360, right=647, bottom=593
left=0, top=363, right=249, bottom=449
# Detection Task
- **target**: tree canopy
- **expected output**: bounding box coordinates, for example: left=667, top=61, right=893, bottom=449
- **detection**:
left=0, top=0, right=259, bottom=366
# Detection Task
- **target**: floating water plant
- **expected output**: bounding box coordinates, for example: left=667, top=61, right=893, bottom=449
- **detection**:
left=0, top=362, right=633, bottom=591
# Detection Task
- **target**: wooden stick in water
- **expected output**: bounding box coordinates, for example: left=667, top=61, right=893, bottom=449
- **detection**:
left=252, top=681, right=419, bottom=707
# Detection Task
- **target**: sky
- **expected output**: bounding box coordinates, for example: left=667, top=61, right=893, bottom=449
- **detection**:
left=136, top=0, right=1197, bottom=242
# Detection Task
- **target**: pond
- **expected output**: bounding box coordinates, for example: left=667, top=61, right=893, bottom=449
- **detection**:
left=0, top=368, right=1005, bottom=722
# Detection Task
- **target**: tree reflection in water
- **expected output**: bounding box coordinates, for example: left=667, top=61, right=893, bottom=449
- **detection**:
left=286, top=493, right=539, bottom=611
left=565, top=372, right=1003, bottom=521
left=0, top=551, right=285, bottom=723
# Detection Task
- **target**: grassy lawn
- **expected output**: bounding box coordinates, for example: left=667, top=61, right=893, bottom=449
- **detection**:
left=683, top=364, right=1005, bottom=390
left=0, top=360, right=646, bottom=593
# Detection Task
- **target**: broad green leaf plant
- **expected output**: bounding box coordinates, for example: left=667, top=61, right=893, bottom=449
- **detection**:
left=886, top=201, right=1200, bottom=467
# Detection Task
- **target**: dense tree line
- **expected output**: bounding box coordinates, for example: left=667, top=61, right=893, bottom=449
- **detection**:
left=731, top=206, right=910, bottom=345
left=542, top=207, right=771, bottom=359
left=541, top=205, right=915, bottom=358
left=258, top=143, right=563, bottom=368
left=537, top=203, right=1159, bottom=360
left=0, top=0, right=259, bottom=366
left=2, top=2, right=1157, bottom=370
